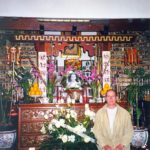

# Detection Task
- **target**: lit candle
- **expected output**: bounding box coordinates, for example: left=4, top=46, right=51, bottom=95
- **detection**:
left=10, top=47, right=17, bottom=62
left=85, top=103, right=89, bottom=110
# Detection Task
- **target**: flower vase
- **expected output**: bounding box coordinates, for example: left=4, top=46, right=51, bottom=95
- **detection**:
left=131, top=127, right=149, bottom=148
left=0, top=130, right=16, bottom=148
left=92, top=87, right=98, bottom=102
left=47, top=82, right=54, bottom=103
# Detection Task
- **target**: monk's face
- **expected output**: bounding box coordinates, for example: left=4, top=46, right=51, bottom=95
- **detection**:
left=105, top=90, right=117, bottom=108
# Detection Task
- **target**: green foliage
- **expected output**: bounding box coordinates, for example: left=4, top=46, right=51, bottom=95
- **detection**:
left=125, top=68, right=150, bottom=127
left=40, top=106, right=97, bottom=150
left=47, top=78, right=55, bottom=103
left=40, top=137, right=98, bottom=150
left=0, top=84, right=15, bottom=130
left=14, top=67, right=34, bottom=103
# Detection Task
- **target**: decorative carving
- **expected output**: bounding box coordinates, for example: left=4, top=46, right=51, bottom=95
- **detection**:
left=21, top=122, right=45, bottom=133
left=21, top=135, right=47, bottom=147
left=79, top=42, right=96, bottom=56
left=21, top=109, right=54, bottom=121
left=15, top=35, right=135, bottom=42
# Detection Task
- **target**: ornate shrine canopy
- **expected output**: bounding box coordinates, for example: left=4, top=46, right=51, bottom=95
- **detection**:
left=14, top=34, right=135, bottom=57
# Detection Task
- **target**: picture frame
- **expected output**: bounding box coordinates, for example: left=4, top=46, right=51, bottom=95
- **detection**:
left=65, top=89, right=83, bottom=103
left=86, top=87, right=93, bottom=97
left=82, top=60, right=94, bottom=71
left=62, top=43, right=81, bottom=58
left=66, top=72, right=82, bottom=89
left=64, top=59, right=82, bottom=70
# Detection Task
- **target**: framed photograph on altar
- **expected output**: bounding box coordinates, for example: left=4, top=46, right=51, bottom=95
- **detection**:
left=66, top=72, right=82, bottom=89
left=64, top=59, right=82, bottom=70
left=82, top=60, right=94, bottom=71
left=86, top=87, right=93, bottom=97
left=62, top=43, right=81, bottom=58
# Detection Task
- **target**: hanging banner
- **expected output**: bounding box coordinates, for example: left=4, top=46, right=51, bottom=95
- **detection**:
left=102, top=51, right=111, bottom=88
left=38, top=52, right=47, bottom=97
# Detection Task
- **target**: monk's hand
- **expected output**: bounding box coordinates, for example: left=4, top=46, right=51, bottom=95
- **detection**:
left=103, top=145, right=112, bottom=150
left=114, top=144, right=125, bottom=150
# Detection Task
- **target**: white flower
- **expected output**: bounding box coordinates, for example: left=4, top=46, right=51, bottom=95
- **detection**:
left=67, top=97, right=72, bottom=103
left=66, top=113, right=70, bottom=119
left=80, top=125, right=86, bottom=133
left=62, top=135, right=68, bottom=143
left=51, top=119, right=65, bottom=128
left=85, top=104, right=89, bottom=110
left=48, top=123, right=54, bottom=131
left=70, top=110, right=77, bottom=119
left=55, top=122, right=61, bottom=128
left=59, top=119, right=65, bottom=125
left=71, top=99, right=75, bottom=104
left=40, top=125, right=46, bottom=134
left=59, top=134, right=63, bottom=139
left=74, top=124, right=86, bottom=133
left=84, top=136, right=90, bottom=143
left=60, top=98, right=64, bottom=103
left=51, top=119, right=58, bottom=125
left=68, top=135, right=75, bottom=142
left=44, top=114, right=49, bottom=119
left=53, top=110, right=58, bottom=115
left=85, top=110, right=89, bottom=116
left=85, top=110, right=95, bottom=121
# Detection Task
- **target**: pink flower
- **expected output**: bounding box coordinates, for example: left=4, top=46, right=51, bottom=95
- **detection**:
left=31, top=67, right=40, bottom=79
left=47, top=61, right=56, bottom=80
left=60, top=66, right=73, bottom=76
left=47, top=62, right=55, bottom=73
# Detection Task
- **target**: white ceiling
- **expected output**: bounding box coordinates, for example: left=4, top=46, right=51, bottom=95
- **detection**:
left=0, top=0, right=150, bottom=18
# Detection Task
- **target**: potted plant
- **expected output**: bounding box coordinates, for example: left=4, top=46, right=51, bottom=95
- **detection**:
left=125, top=67, right=150, bottom=148
left=14, top=66, right=34, bottom=103
left=0, top=84, right=16, bottom=149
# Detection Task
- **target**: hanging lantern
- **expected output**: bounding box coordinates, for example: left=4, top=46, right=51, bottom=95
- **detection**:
left=6, top=46, right=21, bottom=65
left=125, top=48, right=139, bottom=65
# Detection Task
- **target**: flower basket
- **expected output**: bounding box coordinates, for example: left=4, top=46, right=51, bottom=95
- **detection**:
left=40, top=105, right=98, bottom=150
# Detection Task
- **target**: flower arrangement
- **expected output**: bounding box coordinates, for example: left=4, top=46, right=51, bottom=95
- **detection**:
left=8, top=66, right=34, bottom=103
left=82, top=67, right=102, bottom=99
left=40, top=104, right=98, bottom=150
left=30, top=59, right=58, bottom=102
left=47, top=60, right=58, bottom=102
